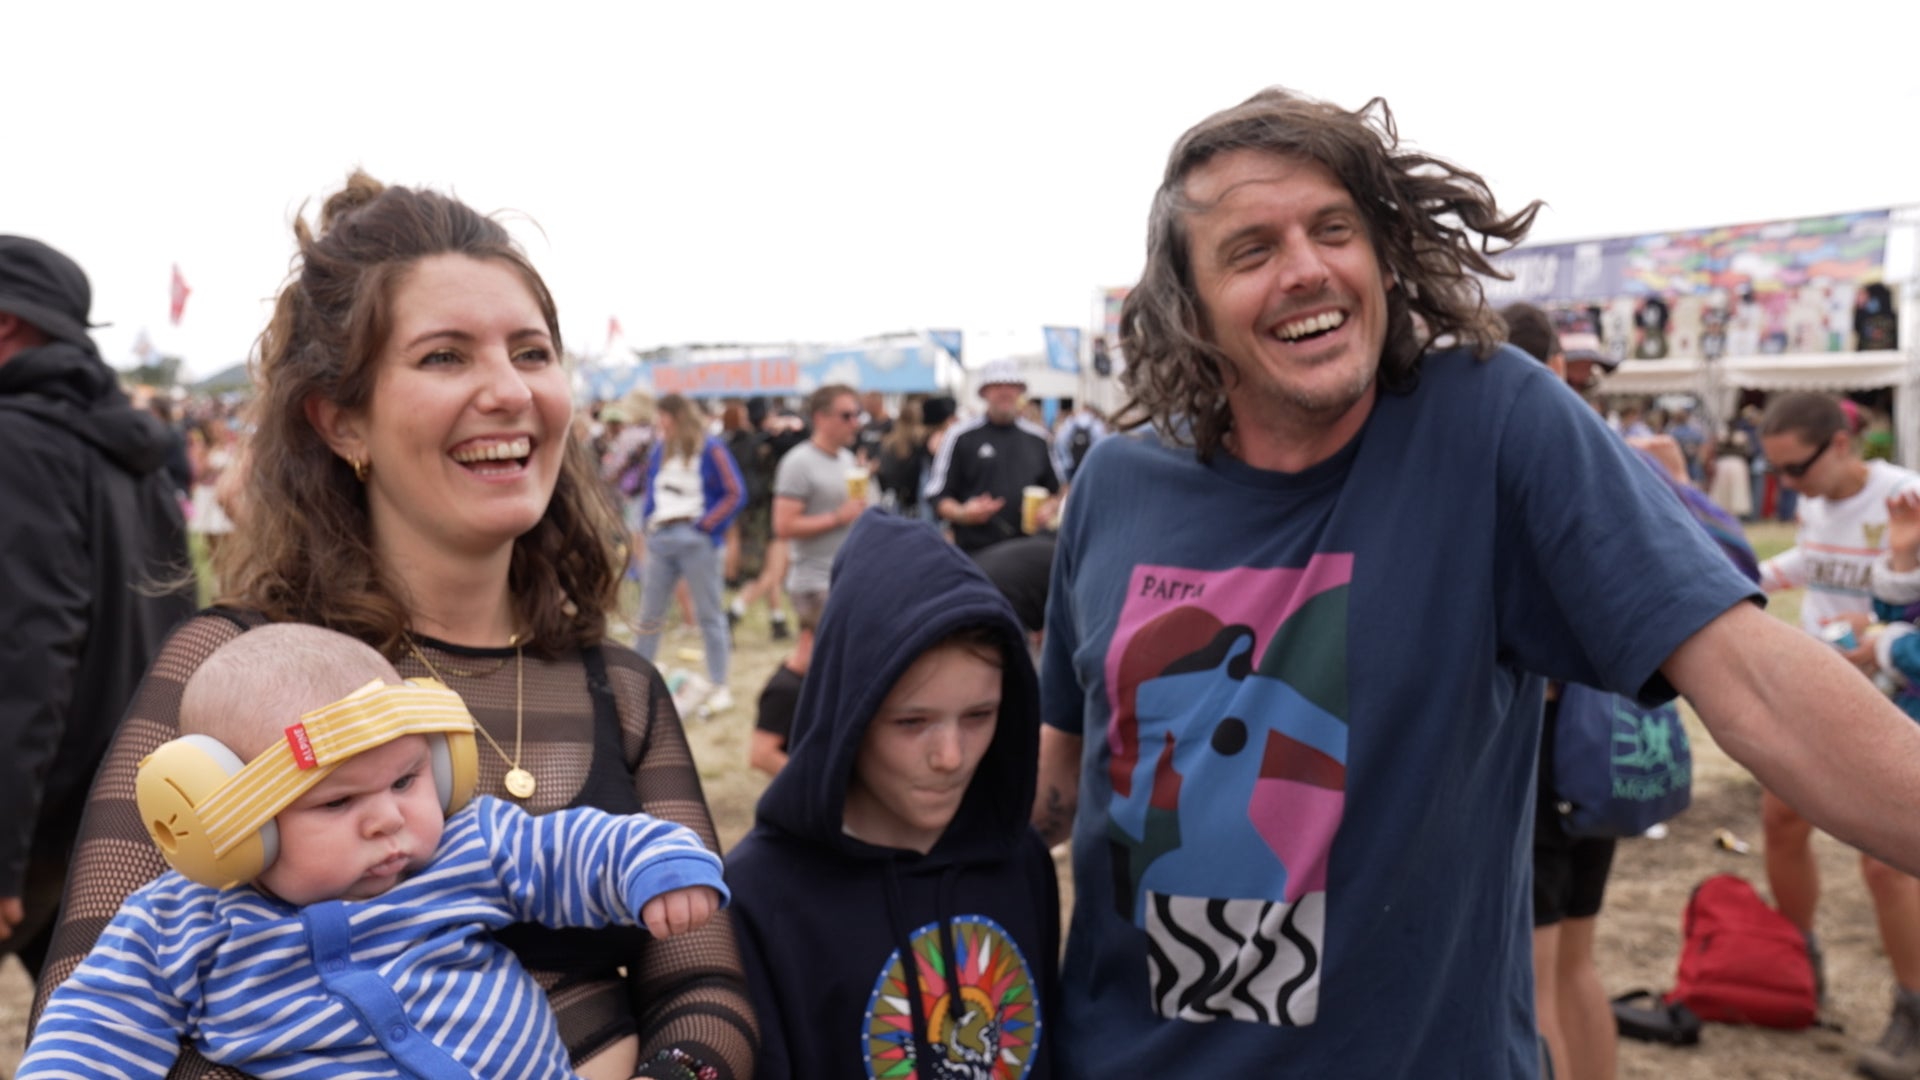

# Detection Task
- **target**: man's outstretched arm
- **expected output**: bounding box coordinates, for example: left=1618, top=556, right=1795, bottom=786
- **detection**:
left=1667, top=600, right=1920, bottom=874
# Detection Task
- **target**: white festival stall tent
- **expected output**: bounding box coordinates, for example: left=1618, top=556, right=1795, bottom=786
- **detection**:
left=1600, top=349, right=1918, bottom=471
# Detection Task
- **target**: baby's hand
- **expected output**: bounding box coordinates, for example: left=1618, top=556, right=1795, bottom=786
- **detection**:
left=642, top=885, right=720, bottom=939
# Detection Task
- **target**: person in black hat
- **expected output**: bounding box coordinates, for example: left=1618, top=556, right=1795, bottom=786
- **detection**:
left=0, top=237, right=102, bottom=350
left=914, top=393, right=959, bottom=525
left=0, top=236, right=197, bottom=977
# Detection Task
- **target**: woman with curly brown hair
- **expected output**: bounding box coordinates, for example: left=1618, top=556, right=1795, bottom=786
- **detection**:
left=32, top=171, right=756, bottom=1080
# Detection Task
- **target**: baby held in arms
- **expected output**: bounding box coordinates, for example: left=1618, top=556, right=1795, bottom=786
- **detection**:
left=21, top=623, right=725, bottom=1080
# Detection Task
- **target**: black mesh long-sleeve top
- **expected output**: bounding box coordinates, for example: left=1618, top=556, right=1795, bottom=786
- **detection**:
left=32, top=609, right=758, bottom=1079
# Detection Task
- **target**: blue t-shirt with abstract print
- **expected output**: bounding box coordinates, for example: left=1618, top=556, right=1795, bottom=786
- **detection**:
left=1040, top=345, right=1759, bottom=1077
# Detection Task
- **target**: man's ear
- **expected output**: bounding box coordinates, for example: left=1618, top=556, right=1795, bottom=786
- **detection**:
left=0, top=312, right=45, bottom=363
left=305, top=394, right=366, bottom=464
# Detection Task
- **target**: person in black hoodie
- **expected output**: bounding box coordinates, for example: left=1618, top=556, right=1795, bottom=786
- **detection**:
left=726, top=511, right=1059, bottom=1079
left=0, top=236, right=196, bottom=976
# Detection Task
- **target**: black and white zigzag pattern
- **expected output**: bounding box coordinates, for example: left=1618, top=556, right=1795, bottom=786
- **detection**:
left=1142, top=890, right=1325, bottom=1027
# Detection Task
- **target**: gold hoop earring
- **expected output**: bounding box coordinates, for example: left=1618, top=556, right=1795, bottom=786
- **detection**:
left=350, top=455, right=370, bottom=483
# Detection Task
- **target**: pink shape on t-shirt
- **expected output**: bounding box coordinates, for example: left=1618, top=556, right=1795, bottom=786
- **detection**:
left=1250, top=778, right=1344, bottom=903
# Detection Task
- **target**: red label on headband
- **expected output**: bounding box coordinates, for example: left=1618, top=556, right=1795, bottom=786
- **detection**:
left=284, top=723, right=318, bottom=770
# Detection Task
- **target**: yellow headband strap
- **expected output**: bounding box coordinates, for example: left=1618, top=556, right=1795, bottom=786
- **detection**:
left=196, top=678, right=475, bottom=857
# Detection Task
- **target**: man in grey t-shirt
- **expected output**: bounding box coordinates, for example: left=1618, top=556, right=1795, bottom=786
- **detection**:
left=770, top=383, right=866, bottom=681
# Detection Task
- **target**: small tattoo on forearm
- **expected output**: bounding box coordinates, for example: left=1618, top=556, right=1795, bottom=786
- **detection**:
left=1036, top=786, right=1074, bottom=847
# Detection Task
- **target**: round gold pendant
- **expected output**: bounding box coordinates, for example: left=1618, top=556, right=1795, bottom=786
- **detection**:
left=504, top=767, right=537, bottom=799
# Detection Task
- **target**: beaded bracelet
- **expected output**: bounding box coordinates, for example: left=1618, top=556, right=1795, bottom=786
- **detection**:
left=634, top=1046, right=719, bottom=1080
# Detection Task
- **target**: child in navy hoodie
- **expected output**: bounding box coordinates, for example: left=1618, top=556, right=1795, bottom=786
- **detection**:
left=725, top=511, right=1059, bottom=1079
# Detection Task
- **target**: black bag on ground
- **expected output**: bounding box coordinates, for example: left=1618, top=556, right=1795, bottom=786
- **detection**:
left=1610, top=989, right=1702, bottom=1046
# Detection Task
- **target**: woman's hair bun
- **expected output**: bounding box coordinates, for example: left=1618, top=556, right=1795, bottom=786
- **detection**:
left=316, top=169, right=387, bottom=236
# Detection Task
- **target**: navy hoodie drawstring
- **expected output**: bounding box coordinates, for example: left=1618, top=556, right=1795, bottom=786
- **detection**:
left=934, top=865, right=966, bottom=1072
left=884, top=858, right=935, bottom=1073
left=884, top=860, right=971, bottom=1076
left=936, top=862, right=962, bottom=1013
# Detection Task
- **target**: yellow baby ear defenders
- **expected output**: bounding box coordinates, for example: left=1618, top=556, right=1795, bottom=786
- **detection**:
left=137, top=734, right=279, bottom=890
left=135, top=678, right=479, bottom=889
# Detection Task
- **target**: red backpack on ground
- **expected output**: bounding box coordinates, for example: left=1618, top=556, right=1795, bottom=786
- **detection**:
left=1666, top=874, right=1819, bottom=1029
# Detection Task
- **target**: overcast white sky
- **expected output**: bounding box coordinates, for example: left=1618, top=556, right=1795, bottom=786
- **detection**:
left=8, top=1, right=1920, bottom=380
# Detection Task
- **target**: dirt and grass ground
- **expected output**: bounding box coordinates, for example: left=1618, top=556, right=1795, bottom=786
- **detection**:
left=0, top=522, right=1896, bottom=1077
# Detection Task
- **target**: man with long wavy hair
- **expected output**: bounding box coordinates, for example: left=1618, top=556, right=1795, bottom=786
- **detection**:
left=1034, top=87, right=1920, bottom=1077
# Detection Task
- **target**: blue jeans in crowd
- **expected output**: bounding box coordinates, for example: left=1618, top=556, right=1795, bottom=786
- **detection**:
left=634, top=523, right=730, bottom=686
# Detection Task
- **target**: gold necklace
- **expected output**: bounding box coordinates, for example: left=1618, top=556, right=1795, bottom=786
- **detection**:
left=406, top=651, right=511, bottom=679
left=406, top=633, right=535, bottom=799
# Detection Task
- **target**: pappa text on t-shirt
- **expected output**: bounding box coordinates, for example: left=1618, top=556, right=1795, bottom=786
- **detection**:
left=1138, top=573, right=1206, bottom=602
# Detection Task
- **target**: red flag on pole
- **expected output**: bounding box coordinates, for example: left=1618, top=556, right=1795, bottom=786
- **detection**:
left=169, top=264, right=191, bottom=326
left=607, top=316, right=623, bottom=350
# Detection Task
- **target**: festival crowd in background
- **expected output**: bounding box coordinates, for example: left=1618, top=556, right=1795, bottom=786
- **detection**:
left=9, top=83, right=1920, bottom=1080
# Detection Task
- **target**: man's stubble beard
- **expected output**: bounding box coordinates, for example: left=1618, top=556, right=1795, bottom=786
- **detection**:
left=1236, top=356, right=1378, bottom=436
left=1290, top=362, right=1375, bottom=418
